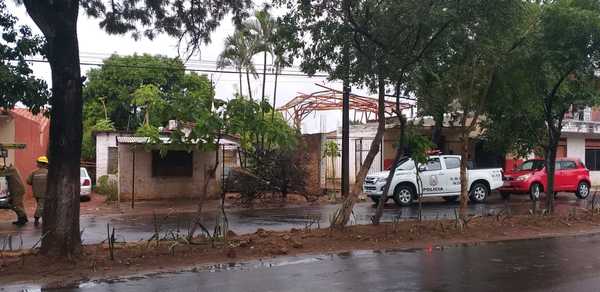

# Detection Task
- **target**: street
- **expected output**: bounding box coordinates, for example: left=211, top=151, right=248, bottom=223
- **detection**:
left=0, top=194, right=589, bottom=249
left=6, top=232, right=600, bottom=291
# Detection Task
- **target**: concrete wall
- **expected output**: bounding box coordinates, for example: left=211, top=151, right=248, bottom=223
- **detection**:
left=118, top=145, right=218, bottom=201
left=0, top=111, right=49, bottom=197
left=567, top=136, right=586, bottom=161
left=563, top=136, right=600, bottom=185
left=383, top=126, right=469, bottom=163
left=301, top=133, right=324, bottom=195
left=95, top=132, right=119, bottom=181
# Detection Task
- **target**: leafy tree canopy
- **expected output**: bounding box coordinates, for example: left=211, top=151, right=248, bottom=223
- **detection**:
left=81, top=54, right=218, bottom=159
left=83, top=54, right=187, bottom=131
left=134, top=71, right=222, bottom=154
left=79, top=0, right=251, bottom=56
left=0, top=0, right=48, bottom=113
left=484, top=0, right=600, bottom=159
left=225, top=95, right=298, bottom=152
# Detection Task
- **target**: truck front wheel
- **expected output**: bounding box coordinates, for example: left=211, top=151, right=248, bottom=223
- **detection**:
left=393, top=185, right=414, bottom=207
left=469, top=183, right=489, bottom=203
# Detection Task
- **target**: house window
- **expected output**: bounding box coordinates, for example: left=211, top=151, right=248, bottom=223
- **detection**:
left=585, top=139, right=600, bottom=171
left=585, top=149, right=600, bottom=171
left=152, top=150, right=193, bottom=177
left=107, top=147, right=118, bottom=174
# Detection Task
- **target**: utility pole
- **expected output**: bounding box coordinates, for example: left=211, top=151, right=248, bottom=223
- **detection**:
left=341, top=44, right=350, bottom=198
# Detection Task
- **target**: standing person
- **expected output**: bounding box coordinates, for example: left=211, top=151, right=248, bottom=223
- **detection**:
left=0, top=166, right=28, bottom=226
left=27, top=156, right=48, bottom=226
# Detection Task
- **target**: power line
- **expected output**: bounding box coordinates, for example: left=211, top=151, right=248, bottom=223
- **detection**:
left=22, top=58, right=331, bottom=78
left=77, top=50, right=309, bottom=71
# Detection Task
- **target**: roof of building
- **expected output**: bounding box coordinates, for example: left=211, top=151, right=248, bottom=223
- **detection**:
left=9, top=108, right=50, bottom=129
left=92, top=130, right=135, bottom=137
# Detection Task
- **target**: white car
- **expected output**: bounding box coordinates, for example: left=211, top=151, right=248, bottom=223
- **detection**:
left=80, top=167, right=92, bottom=199
left=364, top=155, right=503, bottom=206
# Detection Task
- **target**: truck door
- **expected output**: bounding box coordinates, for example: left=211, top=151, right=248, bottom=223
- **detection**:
left=419, top=157, right=445, bottom=195
left=442, top=157, right=461, bottom=194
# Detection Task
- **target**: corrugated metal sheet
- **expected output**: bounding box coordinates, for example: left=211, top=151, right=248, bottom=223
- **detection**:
left=116, top=136, right=238, bottom=146
left=116, top=136, right=152, bottom=144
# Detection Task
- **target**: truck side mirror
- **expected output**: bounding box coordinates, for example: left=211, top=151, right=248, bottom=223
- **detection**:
left=418, top=165, right=427, bottom=172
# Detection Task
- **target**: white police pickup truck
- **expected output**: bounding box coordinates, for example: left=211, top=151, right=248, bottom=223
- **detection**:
left=363, top=155, right=503, bottom=206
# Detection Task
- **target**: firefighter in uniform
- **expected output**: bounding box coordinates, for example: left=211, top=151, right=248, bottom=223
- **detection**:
left=0, top=166, right=28, bottom=225
left=27, top=156, right=48, bottom=225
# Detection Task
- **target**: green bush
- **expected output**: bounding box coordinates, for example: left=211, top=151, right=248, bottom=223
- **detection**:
left=95, top=175, right=118, bottom=201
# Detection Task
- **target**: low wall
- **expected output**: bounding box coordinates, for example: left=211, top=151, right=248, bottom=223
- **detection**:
left=301, top=134, right=325, bottom=195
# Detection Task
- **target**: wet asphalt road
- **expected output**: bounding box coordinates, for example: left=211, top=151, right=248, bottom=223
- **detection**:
left=0, top=194, right=589, bottom=249
left=9, top=233, right=600, bottom=291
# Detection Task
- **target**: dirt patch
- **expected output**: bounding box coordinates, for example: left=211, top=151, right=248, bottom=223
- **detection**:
left=3, top=209, right=600, bottom=287
left=225, top=192, right=328, bottom=209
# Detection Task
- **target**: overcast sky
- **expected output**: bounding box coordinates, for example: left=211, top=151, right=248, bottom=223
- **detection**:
left=8, top=2, right=404, bottom=134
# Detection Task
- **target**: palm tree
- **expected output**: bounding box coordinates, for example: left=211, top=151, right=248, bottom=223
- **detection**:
left=271, top=44, right=291, bottom=122
left=217, top=30, right=258, bottom=99
left=245, top=7, right=275, bottom=111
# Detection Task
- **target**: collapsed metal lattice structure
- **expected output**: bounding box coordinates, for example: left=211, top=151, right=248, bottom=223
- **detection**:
left=278, top=84, right=412, bottom=128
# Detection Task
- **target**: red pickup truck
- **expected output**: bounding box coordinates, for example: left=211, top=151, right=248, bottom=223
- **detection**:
left=500, top=158, right=591, bottom=201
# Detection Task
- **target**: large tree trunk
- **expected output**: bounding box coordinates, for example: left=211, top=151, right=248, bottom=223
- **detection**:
left=432, top=112, right=444, bottom=149
left=372, top=114, right=406, bottom=225
left=23, top=0, right=83, bottom=257
left=545, top=131, right=560, bottom=213
left=459, top=131, right=470, bottom=220
left=332, top=76, right=385, bottom=228
left=371, top=114, right=406, bottom=225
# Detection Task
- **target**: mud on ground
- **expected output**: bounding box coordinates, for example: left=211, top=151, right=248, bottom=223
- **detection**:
left=3, top=207, right=600, bottom=288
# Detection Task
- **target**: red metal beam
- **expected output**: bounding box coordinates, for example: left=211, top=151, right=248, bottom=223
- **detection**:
left=278, top=84, right=412, bottom=126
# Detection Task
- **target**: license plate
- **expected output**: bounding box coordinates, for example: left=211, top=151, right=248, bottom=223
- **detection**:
left=503, top=181, right=511, bottom=187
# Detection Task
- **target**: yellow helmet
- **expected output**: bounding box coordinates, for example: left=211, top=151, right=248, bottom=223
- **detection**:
left=36, top=156, right=48, bottom=164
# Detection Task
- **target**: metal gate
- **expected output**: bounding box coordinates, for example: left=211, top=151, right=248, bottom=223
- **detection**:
left=323, top=137, right=385, bottom=191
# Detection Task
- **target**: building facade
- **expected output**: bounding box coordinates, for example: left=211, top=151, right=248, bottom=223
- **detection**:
left=0, top=108, right=49, bottom=197
left=116, top=136, right=239, bottom=201
left=94, top=131, right=129, bottom=182
left=561, top=107, right=600, bottom=185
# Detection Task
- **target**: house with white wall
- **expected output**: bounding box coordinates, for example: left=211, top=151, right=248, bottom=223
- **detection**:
left=93, top=130, right=131, bottom=182
left=116, top=135, right=239, bottom=201
left=561, top=107, right=600, bottom=185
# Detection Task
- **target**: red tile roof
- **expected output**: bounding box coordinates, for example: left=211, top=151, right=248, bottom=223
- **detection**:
left=10, top=108, right=50, bottom=129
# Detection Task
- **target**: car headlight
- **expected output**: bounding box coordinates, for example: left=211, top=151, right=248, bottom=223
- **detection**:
left=376, top=177, right=388, bottom=183
left=516, top=174, right=531, bottom=181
